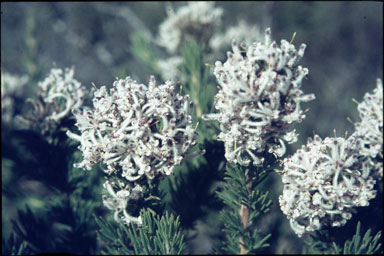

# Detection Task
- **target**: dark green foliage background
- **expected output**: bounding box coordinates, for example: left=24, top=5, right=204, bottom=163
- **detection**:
left=1, top=1, right=383, bottom=254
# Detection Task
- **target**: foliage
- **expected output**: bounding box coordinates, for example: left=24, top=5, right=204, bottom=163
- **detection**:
left=179, top=42, right=219, bottom=145
left=334, top=222, right=382, bottom=255
left=95, top=209, right=185, bottom=255
left=304, top=222, right=382, bottom=255
left=166, top=140, right=225, bottom=229
left=3, top=120, right=103, bottom=254
left=216, top=158, right=274, bottom=254
left=2, top=233, right=31, bottom=255
left=129, top=32, right=162, bottom=76
left=180, top=42, right=215, bottom=119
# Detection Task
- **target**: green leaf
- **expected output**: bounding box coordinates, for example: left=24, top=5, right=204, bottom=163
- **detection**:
left=129, top=32, right=161, bottom=76
left=341, top=222, right=382, bottom=254
left=95, top=209, right=185, bottom=255
left=179, top=41, right=217, bottom=141
left=307, top=222, right=383, bottom=255
left=217, top=163, right=272, bottom=254
left=2, top=233, right=30, bottom=255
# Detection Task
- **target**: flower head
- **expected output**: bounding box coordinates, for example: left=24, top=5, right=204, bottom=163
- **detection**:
left=38, top=67, right=86, bottom=121
left=203, top=28, right=315, bottom=166
left=1, top=71, right=29, bottom=127
left=102, top=180, right=143, bottom=225
left=67, top=76, right=203, bottom=181
left=209, top=20, right=263, bottom=54
left=353, top=78, right=383, bottom=178
left=17, top=67, right=86, bottom=133
left=279, top=134, right=377, bottom=237
left=157, top=56, right=184, bottom=81
left=156, top=2, right=223, bottom=54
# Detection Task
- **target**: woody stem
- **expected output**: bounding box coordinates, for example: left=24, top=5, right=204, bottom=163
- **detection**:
left=239, top=173, right=252, bottom=254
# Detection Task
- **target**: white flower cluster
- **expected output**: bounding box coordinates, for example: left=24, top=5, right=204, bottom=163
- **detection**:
left=67, top=76, right=203, bottom=225
left=156, top=2, right=223, bottom=55
left=1, top=72, right=29, bottom=126
left=203, top=28, right=315, bottom=166
left=209, top=20, right=263, bottom=54
left=279, top=135, right=377, bottom=237
left=155, top=2, right=266, bottom=85
left=156, top=2, right=223, bottom=81
left=38, top=67, right=86, bottom=121
left=156, top=56, right=184, bottom=82
left=354, top=79, right=383, bottom=178
left=18, top=67, right=85, bottom=133
left=102, top=180, right=143, bottom=225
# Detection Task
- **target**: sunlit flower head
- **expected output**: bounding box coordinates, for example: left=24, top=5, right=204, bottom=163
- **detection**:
left=279, top=135, right=377, bottom=237
left=203, top=28, right=315, bottom=166
left=209, top=20, right=263, bottom=54
left=353, top=78, right=383, bottom=178
left=67, top=75, right=204, bottom=181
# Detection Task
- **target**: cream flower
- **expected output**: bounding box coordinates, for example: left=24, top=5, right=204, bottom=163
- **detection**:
left=102, top=180, right=143, bottom=225
left=279, top=135, right=377, bottom=237
left=203, top=28, right=315, bottom=166
left=156, top=1, right=223, bottom=54
left=17, top=67, right=86, bottom=134
left=209, top=20, right=263, bottom=54
left=67, top=76, right=204, bottom=181
left=354, top=78, right=383, bottom=178
left=1, top=71, right=29, bottom=127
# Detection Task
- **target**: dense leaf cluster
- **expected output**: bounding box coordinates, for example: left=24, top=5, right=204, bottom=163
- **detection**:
left=95, top=209, right=184, bottom=255
left=216, top=158, right=274, bottom=254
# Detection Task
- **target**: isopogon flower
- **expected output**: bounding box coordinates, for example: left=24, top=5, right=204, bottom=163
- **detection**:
left=1, top=71, right=29, bottom=127
left=38, top=67, right=86, bottom=121
left=67, top=76, right=204, bottom=181
left=157, top=56, right=183, bottom=81
left=102, top=180, right=143, bottom=225
left=353, top=78, right=383, bottom=178
left=156, top=1, right=223, bottom=54
left=209, top=20, right=263, bottom=55
left=203, top=28, right=315, bottom=166
left=279, top=134, right=377, bottom=237
left=17, top=67, right=86, bottom=133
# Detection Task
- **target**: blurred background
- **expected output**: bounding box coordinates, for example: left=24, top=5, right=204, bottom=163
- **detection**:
left=2, top=1, right=383, bottom=254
